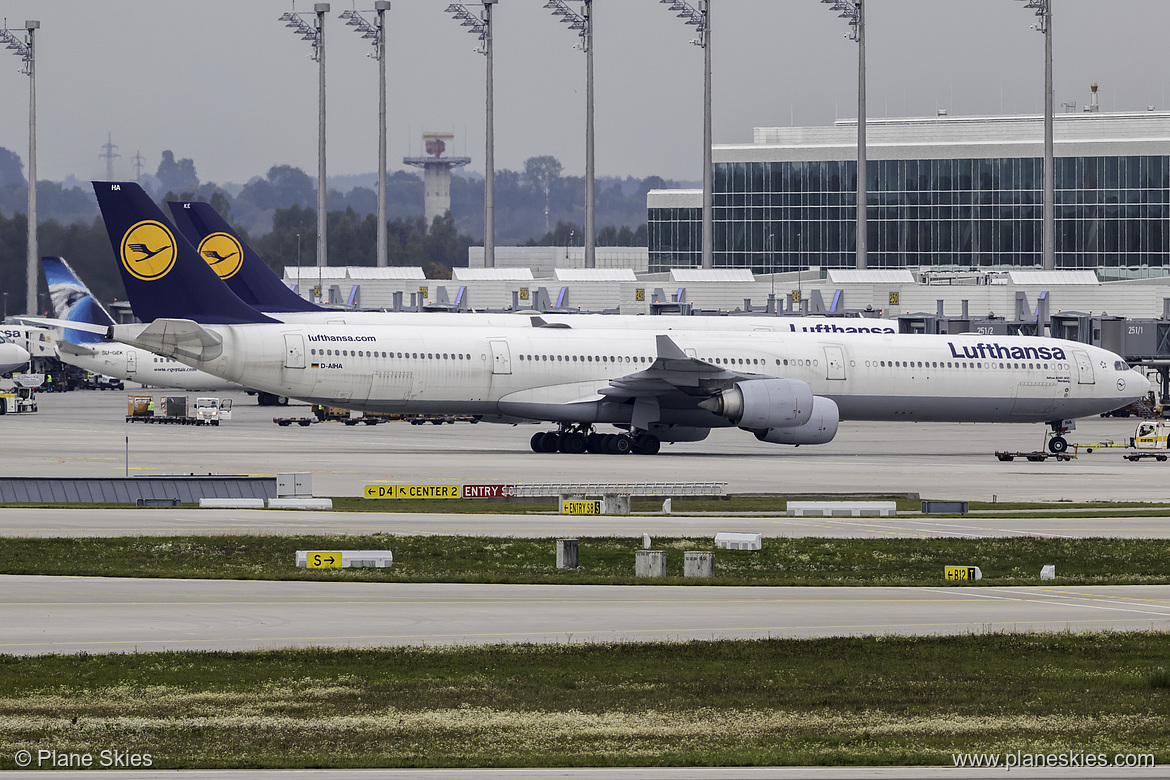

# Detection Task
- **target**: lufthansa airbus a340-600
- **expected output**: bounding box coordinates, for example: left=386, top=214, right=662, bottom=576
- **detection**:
left=87, top=180, right=1149, bottom=455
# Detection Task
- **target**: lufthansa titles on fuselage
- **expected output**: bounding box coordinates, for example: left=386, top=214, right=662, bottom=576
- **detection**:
left=947, top=341, right=1067, bottom=361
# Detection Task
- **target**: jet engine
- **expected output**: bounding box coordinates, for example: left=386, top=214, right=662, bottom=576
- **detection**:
left=698, top=378, right=813, bottom=430
left=754, top=396, right=840, bottom=445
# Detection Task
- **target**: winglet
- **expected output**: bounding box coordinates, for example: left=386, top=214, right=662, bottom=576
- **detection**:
left=655, top=334, right=690, bottom=361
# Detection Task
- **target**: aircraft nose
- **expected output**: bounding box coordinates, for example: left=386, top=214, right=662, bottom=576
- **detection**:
left=1132, top=368, right=1153, bottom=396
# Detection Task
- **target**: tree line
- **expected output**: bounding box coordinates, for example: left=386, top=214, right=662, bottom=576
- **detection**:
left=0, top=147, right=686, bottom=314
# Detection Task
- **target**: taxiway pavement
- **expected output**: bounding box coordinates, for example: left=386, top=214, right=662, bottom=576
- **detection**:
left=2, top=506, right=1169, bottom=538
left=4, top=391, right=1170, bottom=503
left=3, top=576, right=1169, bottom=655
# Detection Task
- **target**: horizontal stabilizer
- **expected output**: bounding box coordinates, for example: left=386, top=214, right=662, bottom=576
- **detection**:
left=112, top=319, right=223, bottom=363
left=14, top=316, right=110, bottom=336
left=56, top=340, right=98, bottom=357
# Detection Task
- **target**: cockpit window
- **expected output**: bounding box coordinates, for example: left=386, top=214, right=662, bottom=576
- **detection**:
left=1115, top=361, right=1130, bottom=371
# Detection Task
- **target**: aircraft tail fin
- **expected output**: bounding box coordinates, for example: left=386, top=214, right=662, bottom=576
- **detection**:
left=41, top=256, right=116, bottom=345
left=167, top=200, right=323, bottom=313
left=92, top=181, right=277, bottom=325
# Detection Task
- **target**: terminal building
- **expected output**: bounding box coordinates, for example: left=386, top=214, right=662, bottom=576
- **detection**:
left=647, top=111, right=1170, bottom=277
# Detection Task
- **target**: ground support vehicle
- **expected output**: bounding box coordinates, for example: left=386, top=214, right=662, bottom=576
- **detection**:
left=193, top=397, right=232, bottom=426
left=1122, top=452, right=1168, bottom=462
left=994, top=450, right=1076, bottom=462
left=1077, top=421, right=1170, bottom=462
left=272, top=407, right=405, bottom=427
left=81, top=372, right=124, bottom=391
left=125, top=395, right=230, bottom=425
left=408, top=414, right=480, bottom=425
left=0, top=375, right=40, bottom=414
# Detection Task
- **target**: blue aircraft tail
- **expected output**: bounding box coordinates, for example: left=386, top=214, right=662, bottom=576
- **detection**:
left=167, top=200, right=323, bottom=313
left=42, top=256, right=114, bottom=345
left=92, top=181, right=277, bottom=325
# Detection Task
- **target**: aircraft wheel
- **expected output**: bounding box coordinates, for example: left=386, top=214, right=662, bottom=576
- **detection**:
left=585, top=433, right=604, bottom=453
left=560, top=432, right=587, bottom=454
left=530, top=432, right=547, bottom=453
left=540, top=432, right=561, bottom=453
left=1048, top=435, right=1068, bottom=454
left=635, top=434, right=661, bottom=455
left=605, top=434, right=632, bottom=455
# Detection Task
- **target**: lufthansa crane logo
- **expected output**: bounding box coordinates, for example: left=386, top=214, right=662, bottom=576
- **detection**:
left=120, top=221, right=177, bottom=281
left=197, top=233, right=244, bottom=279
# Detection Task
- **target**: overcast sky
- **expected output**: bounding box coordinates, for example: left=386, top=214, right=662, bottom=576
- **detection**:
left=0, top=0, right=1166, bottom=186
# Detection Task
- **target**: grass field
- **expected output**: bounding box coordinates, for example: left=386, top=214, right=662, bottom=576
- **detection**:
left=1, top=534, right=1169, bottom=586
left=1, top=633, right=1166, bottom=768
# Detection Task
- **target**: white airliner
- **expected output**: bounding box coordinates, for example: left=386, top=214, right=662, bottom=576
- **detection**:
left=90, top=181, right=1150, bottom=455
left=0, top=332, right=30, bottom=374
left=40, top=256, right=239, bottom=393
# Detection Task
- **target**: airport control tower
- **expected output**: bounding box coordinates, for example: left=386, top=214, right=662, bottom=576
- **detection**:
left=404, top=132, right=471, bottom=228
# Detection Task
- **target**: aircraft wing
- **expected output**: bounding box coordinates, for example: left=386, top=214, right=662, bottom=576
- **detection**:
left=599, top=334, right=756, bottom=399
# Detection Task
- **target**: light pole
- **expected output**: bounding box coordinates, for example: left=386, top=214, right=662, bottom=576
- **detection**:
left=340, top=2, right=392, bottom=268
left=446, top=2, right=497, bottom=268
left=544, top=0, right=594, bottom=268
left=279, top=3, right=330, bottom=267
left=1, top=20, right=38, bottom=313
left=820, top=0, right=865, bottom=270
left=1017, top=0, right=1054, bottom=270
left=659, top=0, right=711, bottom=270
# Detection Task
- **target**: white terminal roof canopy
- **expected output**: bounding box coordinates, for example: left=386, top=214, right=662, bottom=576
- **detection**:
left=670, top=269, right=756, bottom=283
left=554, top=269, right=637, bottom=282
left=720, top=111, right=1170, bottom=162
left=285, top=267, right=426, bottom=281
left=453, top=268, right=535, bottom=281
left=828, top=270, right=917, bottom=285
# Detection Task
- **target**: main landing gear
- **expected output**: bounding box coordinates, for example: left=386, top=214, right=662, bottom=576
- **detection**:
left=529, top=425, right=662, bottom=455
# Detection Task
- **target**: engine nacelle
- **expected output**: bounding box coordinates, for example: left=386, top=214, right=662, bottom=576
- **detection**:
left=753, top=396, right=839, bottom=445
left=700, top=378, right=813, bottom=430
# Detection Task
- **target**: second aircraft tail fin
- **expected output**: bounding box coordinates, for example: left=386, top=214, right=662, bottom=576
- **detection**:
left=168, top=200, right=324, bottom=313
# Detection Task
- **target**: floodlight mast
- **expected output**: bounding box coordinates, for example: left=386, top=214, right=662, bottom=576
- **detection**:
left=658, top=0, right=711, bottom=270
left=445, top=2, right=497, bottom=268
left=279, top=3, right=330, bottom=269
left=820, top=0, right=865, bottom=270
left=339, top=2, right=392, bottom=268
left=1017, top=0, right=1054, bottom=271
left=544, top=0, right=594, bottom=269
left=1, top=20, right=37, bottom=314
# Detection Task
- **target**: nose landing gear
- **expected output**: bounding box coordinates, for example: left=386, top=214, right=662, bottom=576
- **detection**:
left=1047, top=419, right=1075, bottom=454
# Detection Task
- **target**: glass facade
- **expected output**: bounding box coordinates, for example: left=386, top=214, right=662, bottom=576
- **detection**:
left=649, top=155, right=1170, bottom=277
